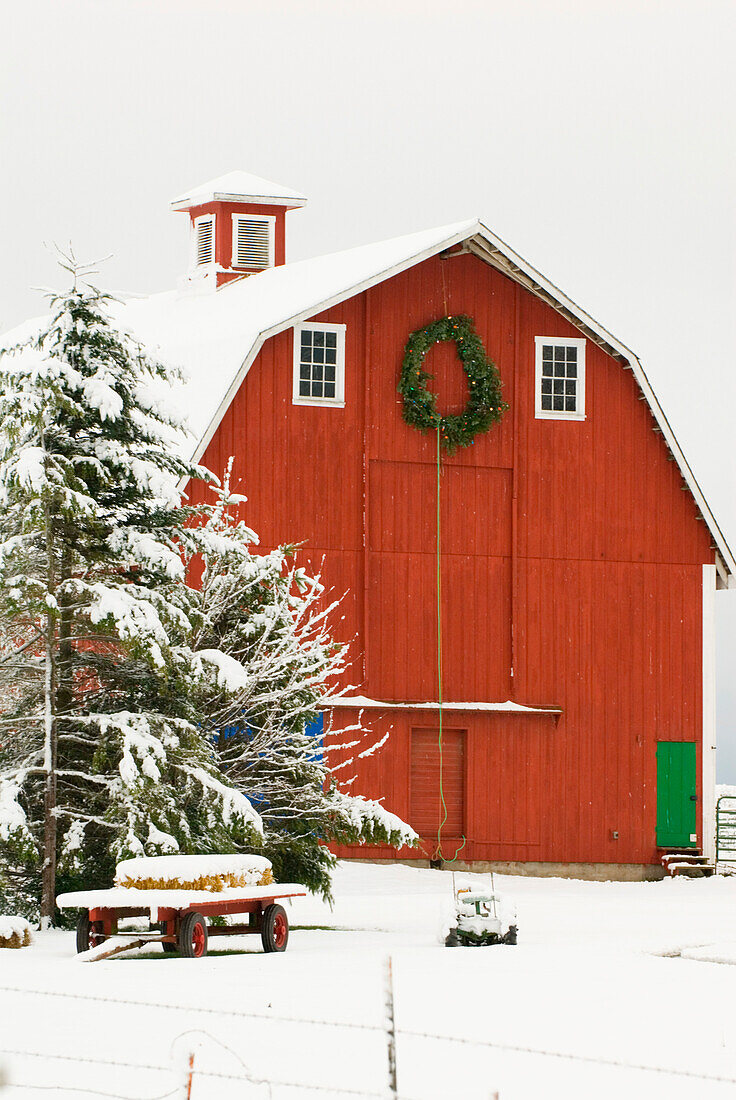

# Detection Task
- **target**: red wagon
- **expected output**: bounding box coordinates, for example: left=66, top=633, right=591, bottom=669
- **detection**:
left=56, top=884, right=307, bottom=959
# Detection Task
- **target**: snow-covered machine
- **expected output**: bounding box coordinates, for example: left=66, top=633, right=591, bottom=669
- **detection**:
left=444, top=874, right=517, bottom=947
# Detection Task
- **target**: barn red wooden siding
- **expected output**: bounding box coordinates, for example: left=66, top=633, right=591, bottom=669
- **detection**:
left=184, top=199, right=289, bottom=285
left=187, top=251, right=714, bottom=869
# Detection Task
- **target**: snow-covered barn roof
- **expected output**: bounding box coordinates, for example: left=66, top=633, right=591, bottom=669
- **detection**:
left=2, top=217, right=734, bottom=585
left=106, top=218, right=735, bottom=586
left=169, top=170, right=308, bottom=210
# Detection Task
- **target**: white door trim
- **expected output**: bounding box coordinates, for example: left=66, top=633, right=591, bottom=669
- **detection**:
left=702, top=563, right=717, bottom=861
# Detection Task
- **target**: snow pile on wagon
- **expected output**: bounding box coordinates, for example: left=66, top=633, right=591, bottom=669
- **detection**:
left=115, top=853, right=274, bottom=892
left=56, top=852, right=304, bottom=917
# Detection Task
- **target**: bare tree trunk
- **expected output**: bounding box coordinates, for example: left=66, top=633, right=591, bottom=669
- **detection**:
left=56, top=541, right=74, bottom=790
left=40, top=626, right=57, bottom=925
left=40, top=503, right=57, bottom=927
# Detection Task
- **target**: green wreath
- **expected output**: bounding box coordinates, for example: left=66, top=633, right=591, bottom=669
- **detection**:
left=398, top=315, right=508, bottom=453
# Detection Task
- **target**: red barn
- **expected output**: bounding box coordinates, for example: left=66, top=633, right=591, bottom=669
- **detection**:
left=122, top=171, right=736, bottom=879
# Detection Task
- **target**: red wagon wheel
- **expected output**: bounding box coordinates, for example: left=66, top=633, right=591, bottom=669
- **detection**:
left=261, top=904, right=289, bottom=953
left=178, top=912, right=208, bottom=958
left=75, top=911, right=103, bottom=954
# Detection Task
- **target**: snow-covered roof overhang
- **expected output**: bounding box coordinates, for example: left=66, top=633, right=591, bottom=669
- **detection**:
left=324, top=696, right=562, bottom=714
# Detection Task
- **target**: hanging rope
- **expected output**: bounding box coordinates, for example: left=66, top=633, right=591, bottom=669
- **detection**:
left=435, top=424, right=447, bottom=860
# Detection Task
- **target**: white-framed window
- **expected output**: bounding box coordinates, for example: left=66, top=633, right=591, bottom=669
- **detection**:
left=232, top=214, right=275, bottom=269
left=292, top=322, right=346, bottom=407
left=535, top=337, right=586, bottom=420
left=193, top=214, right=215, bottom=266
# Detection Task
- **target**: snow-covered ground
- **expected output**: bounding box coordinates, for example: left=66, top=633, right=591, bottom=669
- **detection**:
left=2, top=861, right=736, bottom=1099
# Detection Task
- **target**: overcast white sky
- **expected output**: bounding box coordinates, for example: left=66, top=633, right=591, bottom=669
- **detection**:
left=3, top=0, right=736, bottom=775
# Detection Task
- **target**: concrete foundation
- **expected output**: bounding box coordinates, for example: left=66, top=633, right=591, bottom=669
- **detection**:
left=347, top=857, right=665, bottom=882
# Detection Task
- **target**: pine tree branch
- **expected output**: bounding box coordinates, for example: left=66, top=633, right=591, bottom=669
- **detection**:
left=56, top=770, right=111, bottom=785
left=0, top=632, right=45, bottom=665
left=55, top=808, right=116, bottom=828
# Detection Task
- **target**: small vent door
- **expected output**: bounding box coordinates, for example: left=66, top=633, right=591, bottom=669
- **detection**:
left=232, top=215, right=273, bottom=269
left=195, top=217, right=214, bottom=265
left=410, top=727, right=465, bottom=837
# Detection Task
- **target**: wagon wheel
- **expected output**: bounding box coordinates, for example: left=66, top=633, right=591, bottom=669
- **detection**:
left=261, top=904, right=289, bottom=953
left=76, top=911, right=103, bottom=954
left=178, top=912, right=208, bottom=959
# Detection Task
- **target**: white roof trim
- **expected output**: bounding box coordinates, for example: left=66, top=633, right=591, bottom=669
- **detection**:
left=171, top=192, right=308, bottom=211
left=170, top=171, right=307, bottom=211
left=187, top=219, right=736, bottom=585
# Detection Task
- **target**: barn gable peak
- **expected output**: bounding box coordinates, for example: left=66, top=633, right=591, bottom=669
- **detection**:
left=170, top=170, right=307, bottom=290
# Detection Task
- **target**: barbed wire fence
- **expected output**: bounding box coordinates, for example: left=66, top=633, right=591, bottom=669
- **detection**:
left=1, top=964, right=736, bottom=1099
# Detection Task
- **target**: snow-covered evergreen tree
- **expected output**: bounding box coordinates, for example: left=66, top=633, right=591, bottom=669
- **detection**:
left=0, top=268, right=261, bottom=922
left=0, top=264, right=415, bottom=919
left=189, top=476, right=417, bottom=899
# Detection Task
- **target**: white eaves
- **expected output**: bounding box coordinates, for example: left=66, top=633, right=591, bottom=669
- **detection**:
left=170, top=170, right=308, bottom=210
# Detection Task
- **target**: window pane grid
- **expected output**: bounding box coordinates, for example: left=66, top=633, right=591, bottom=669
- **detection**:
left=539, top=343, right=580, bottom=413
left=298, top=328, right=340, bottom=400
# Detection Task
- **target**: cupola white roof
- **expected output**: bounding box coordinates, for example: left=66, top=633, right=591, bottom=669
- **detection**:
left=170, top=170, right=308, bottom=211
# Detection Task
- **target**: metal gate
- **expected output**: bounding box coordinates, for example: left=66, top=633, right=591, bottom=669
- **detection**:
left=715, top=795, right=736, bottom=870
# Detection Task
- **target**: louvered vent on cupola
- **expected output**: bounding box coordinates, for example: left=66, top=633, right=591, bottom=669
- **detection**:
left=194, top=215, right=215, bottom=265
left=232, top=214, right=274, bottom=269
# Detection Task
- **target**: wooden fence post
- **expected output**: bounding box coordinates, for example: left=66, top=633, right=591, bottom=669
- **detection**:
left=385, top=956, right=397, bottom=1100
left=184, top=1052, right=194, bottom=1100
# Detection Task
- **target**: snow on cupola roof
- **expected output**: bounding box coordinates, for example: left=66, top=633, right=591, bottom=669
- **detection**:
left=170, top=170, right=308, bottom=211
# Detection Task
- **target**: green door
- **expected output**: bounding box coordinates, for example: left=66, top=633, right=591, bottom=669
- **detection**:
left=656, top=742, right=697, bottom=847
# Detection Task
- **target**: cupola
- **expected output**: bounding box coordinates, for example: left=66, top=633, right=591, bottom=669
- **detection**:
left=170, top=170, right=307, bottom=289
